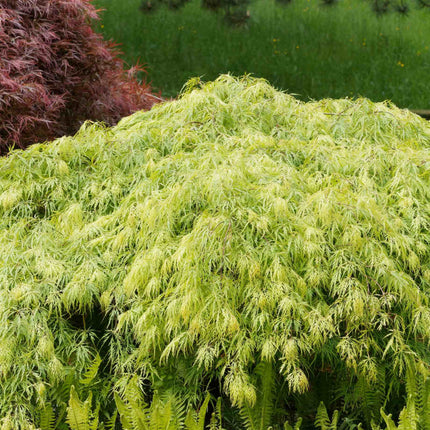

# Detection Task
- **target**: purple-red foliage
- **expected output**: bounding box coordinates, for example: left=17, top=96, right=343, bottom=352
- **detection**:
left=0, top=0, right=160, bottom=154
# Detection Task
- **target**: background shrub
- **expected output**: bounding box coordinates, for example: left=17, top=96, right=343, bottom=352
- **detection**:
left=0, top=0, right=159, bottom=154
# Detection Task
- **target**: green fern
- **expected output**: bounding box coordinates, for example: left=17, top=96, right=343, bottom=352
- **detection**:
left=420, top=378, right=430, bottom=430
left=39, top=404, right=55, bottom=430
left=184, top=395, right=211, bottom=430
left=114, top=392, right=136, bottom=430
left=283, top=417, right=302, bottom=430
left=208, top=398, right=224, bottom=430
left=408, top=371, right=430, bottom=430
left=115, top=382, right=195, bottom=430
left=315, top=403, right=338, bottom=430
left=397, top=403, right=417, bottom=430
left=104, top=411, right=118, bottom=430
left=385, top=389, right=430, bottom=430
left=79, top=354, right=102, bottom=386
left=239, top=361, right=276, bottom=430
left=148, top=396, right=176, bottom=430
left=114, top=380, right=151, bottom=430
left=66, top=386, right=99, bottom=430
left=380, top=409, right=405, bottom=430
left=378, top=371, right=430, bottom=430
left=315, top=403, right=330, bottom=430
left=354, top=367, right=386, bottom=425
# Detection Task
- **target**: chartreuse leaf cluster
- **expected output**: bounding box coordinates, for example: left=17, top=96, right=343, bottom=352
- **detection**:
left=1, top=75, right=430, bottom=428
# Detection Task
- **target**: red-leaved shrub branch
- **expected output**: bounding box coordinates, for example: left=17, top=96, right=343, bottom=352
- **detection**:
left=0, top=0, right=160, bottom=154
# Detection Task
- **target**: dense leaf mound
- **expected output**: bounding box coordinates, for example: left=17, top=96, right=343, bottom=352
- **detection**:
left=1, top=75, right=430, bottom=428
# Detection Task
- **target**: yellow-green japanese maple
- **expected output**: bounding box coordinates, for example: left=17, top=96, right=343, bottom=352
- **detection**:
left=1, top=75, right=430, bottom=429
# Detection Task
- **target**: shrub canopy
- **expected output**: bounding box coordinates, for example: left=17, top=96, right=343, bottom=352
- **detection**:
left=1, top=75, right=430, bottom=428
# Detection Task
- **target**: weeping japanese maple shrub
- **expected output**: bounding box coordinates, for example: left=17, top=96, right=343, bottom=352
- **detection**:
left=0, top=0, right=158, bottom=154
left=1, top=75, right=430, bottom=428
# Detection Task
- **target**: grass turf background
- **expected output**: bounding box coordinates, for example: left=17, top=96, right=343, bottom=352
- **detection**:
left=94, top=0, right=430, bottom=108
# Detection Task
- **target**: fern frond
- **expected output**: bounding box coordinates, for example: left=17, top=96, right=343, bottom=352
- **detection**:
left=79, top=354, right=102, bottom=386
left=208, top=398, right=223, bottom=430
left=257, top=361, right=275, bottom=430
left=89, top=403, right=100, bottom=430
left=380, top=409, right=398, bottom=430
left=239, top=399, right=257, bottom=430
left=421, top=378, right=430, bottom=430
left=397, top=403, right=417, bottom=430
left=239, top=361, right=276, bottom=430
left=66, top=386, right=93, bottom=430
left=114, top=392, right=134, bottom=430
left=294, top=418, right=303, bottom=430
left=412, top=373, right=430, bottom=430
left=185, top=394, right=211, bottom=430
left=329, top=410, right=339, bottom=430
left=370, top=422, right=381, bottom=430
left=149, top=396, right=175, bottom=430
left=283, top=417, right=302, bottom=430
left=104, top=411, right=118, bottom=430
left=198, top=395, right=211, bottom=428
left=356, top=367, right=386, bottom=425
left=315, top=402, right=331, bottom=430
left=39, top=404, right=55, bottom=430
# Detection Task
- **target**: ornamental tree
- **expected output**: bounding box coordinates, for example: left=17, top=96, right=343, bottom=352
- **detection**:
left=1, top=75, right=430, bottom=428
left=0, top=0, right=159, bottom=154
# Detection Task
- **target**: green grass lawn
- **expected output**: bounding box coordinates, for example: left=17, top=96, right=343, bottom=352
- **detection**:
left=94, top=0, right=430, bottom=108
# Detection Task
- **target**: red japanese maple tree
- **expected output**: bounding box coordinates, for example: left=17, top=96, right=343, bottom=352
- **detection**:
left=0, top=0, right=159, bottom=154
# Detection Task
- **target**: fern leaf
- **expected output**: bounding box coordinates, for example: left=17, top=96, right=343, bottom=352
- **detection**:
left=185, top=394, right=211, bottom=430
left=397, top=409, right=412, bottom=430
left=198, top=395, right=211, bottom=428
left=239, top=401, right=257, bottom=430
left=39, top=404, right=55, bottom=430
left=257, top=361, right=275, bottom=430
left=398, top=400, right=417, bottom=430
left=371, top=420, right=382, bottom=430
left=422, top=378, right=430, bottom=430
left=315, top=402, right=331, bottom=430
left=185, top=409, right=197, bottom=430
left=104, top=411, right=118, bottom=430
left=149, top=397, right=175, bottom=430
left=239, top=361, right=276, bottom=430
left=380, top=408, right=398, bottom=430
left=114, top=392, right=134, bottom=430
left=208, top=398, right=223, bottom=430
left=79, top=354, right=102, bottom=386
left=283, top=418, right=302, bottom=430
left=329, top=410, right=339, bottom=430
left=66, top=386, right=92, bottom=430
left=90, top=403, right=100, bottom=430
